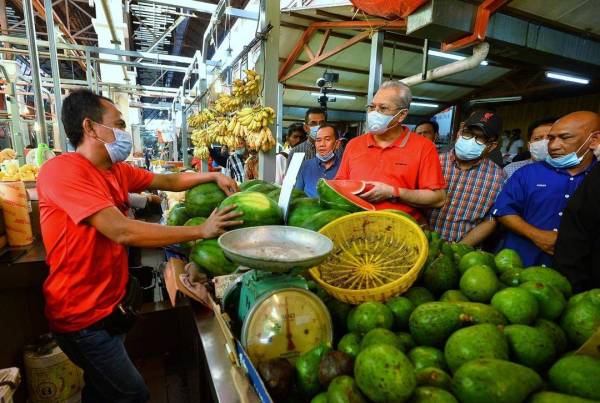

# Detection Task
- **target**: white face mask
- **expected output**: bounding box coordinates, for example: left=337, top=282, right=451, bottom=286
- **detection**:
left=529, top=139, right=549, bottom=161
left=593, top=146, right=600, bottom=161
left=367, top=109, right=403, bottom=134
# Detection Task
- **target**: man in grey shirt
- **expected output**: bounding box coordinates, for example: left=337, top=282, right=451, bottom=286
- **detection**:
left=287, top=107, right=327, bottom=166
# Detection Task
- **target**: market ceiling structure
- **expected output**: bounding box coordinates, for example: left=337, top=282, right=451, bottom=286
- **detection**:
left=1, top=0, right=598, bottom=124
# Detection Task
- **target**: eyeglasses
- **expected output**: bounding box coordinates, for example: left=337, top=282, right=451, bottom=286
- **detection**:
left=366, top=104, right=405, bottom=115
left=460, top=129, right=488, bottom=146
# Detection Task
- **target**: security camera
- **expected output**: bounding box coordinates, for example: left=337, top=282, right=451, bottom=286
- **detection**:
left=316, top=77, right=327, bottom=88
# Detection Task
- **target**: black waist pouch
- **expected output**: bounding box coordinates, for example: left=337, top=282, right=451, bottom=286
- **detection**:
left=103, top=275, right=143, bottom=335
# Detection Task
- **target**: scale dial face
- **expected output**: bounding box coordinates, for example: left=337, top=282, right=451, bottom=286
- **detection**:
left=241, top=288, right=333, bottom=365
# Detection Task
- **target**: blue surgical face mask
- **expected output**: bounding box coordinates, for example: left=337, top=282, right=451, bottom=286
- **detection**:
left=545, top=132, right=594, bottom=169
left=235, top=147, right=246, bottom=156
left=454, top=136, right=486, bottom=161
left=316, top=151, right=335, bottom=162
left=367, top=110, right=402, bottom=134
left=529, top=139, right=549, bottom=161
left=309, top=125, right=320, bottom=140
left=94, top=122, right=133, bottom=163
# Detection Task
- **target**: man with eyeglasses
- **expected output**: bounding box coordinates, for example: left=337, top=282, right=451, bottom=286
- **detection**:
left=428, top=111, right=505, bottom=245
left=493, top=111, right=600, bottom=267
left=286, top=107, right=327, bottom=167
left=36, top=90, right=242, bottom=402
left=335, top=81, right=446, bottom=222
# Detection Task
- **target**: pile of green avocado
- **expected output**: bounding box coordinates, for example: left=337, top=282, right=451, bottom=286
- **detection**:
left=257, top=232, right=600, bottom=403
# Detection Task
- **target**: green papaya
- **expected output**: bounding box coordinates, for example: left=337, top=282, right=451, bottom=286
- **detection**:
left=408, top=347, right=447, bottom=371
left=548, top=355, right=600, bottom=400
left=296, top=343, right=332, bottom=396
left=503, top=324, right=556, bottom=370
left=409, top=386, right=458, bottom=403
left=519, top=267, right=572, bottom=297
left=409, top=302, right=469, bottom=347
left=415, top=367, right=452, bottom=391
left=452, top=359, right=543, bottom=403
left=520, top=281, right=566, bottom=321
left=326, top=375, right=367, bottom=403
left=535, top=319, right=568, bottom=355
left=422, top=255, right=460, bottom=296
left=444, top=324, right=510, bottom=373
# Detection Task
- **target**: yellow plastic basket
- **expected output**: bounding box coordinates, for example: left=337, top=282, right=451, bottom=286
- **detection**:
left=309, top=211, right=429, bottom=304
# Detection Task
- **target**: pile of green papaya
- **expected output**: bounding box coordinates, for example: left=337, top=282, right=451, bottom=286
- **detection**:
left=259, top=233, right=600, bottom=403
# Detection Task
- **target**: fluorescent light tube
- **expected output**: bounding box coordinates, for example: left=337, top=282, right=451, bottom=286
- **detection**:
left=545, top=72, right=589, bottom=85
left=471, top=96, right=522, bottom=104
left=310, top=92, right=356, bottom=100
left=428, top=50, right=488, bottom=66
left=411, top=102, right=439, bottom=108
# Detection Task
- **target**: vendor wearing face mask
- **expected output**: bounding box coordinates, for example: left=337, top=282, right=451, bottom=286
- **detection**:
left=428, top=111, right=505, bottom=246
left=295, top=125, right=341, bottom=197
left=493, top=111, right=600, bottom=267
left=503, top=117, right=556, bottom=180
left=286, top=107, right=327, bottom=166
left=335, top=80, right=446, bottom=222
left=226, top=138, right=248, bottom=183
left=36, top=90, right=242, bottom=402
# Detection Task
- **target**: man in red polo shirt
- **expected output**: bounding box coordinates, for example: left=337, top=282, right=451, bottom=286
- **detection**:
left=336, top=81, right=446, bottom=221
left=37, top=90, right=242, bottom=403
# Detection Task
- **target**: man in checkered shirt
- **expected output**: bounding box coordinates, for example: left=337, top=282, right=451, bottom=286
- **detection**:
left=428, top=111, right=505, bottom=245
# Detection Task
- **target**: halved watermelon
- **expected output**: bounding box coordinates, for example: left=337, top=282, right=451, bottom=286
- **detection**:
left=317, top=179, right=375, bottom=212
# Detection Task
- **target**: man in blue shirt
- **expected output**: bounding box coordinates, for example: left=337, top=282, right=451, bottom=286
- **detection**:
left=295, top=125, right=341, bottom=197
left=493, top=111, right=600, bottom=267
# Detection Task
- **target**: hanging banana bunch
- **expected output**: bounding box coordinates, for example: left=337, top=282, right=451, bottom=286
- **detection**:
left=188, top=109, right=216, bottom=128
left=231, top=69, right=261, bottom=102
left=213, top=94, right=242, bottom=114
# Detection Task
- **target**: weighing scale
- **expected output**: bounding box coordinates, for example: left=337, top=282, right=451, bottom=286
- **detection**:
left=218, top=225, right=334, bottom=365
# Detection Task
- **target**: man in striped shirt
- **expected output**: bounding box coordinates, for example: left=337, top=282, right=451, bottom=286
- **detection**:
left=428, top=111, right=505, bottom=245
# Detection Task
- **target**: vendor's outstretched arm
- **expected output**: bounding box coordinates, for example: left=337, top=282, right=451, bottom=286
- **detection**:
left=460, top=219, right=497, bottom=246
left=498, top=214, right=557, bottom=255
left=149, top=172, right=238, bottom=194
left=397, top=188, right=446, bottom=209
left=86, top=205, right=243, bottom=248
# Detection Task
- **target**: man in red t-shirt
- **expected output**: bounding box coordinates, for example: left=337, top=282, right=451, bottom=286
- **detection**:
left=37, top=90, right=242, bottom=403
left=335, top=81, right=447, bottom=222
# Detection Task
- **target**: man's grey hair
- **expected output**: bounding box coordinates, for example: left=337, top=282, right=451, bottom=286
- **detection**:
left=378, top=80, right=412, bottom=109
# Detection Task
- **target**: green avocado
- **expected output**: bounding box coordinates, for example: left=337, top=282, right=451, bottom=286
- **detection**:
left=494, top=248, right=523, bottom=274
left=422, top=255, right=460, bottom=296
left=535, top=319, right=568, bottom=355
left=415, top=367, right=452, bottom=391
left=520, top=281, right=566, bottom=321
left=296, top=343, right=332, bottom=397
left=354, top=344, right=416, bottom=403
left=444, top=324, right=509, bottom=373
left=396, top=332, right=416, bottom=352
left=528, top=391, right=598, bottom=403
left=458, top=251, right=496, bottom=275
left=338, top=333, right=362, bottom=359
left=439, top=290, right=469, bottom=302
left=408, top=386, right=458, bottom=403
left=491, top=287, right=539, bottom=324
left=451, top=301, right=508, bottom=325
left=409, top=302, right=468, bottom=347
left=404, top=287, right=436, bottom=307
left=519, top=267, right=572, bottom=297
left=386, top=296, right=415, bottom=331
left=326, top=375, right=367, bottom=403
left=500, top=267, right=524, bottom=287
left=347, top=302, right=394, bottom=335
left=360, top=328, right=403, bottom=351
left=408, top=347, right=447, bottom=371
left=548, top=355, right=600, bottom=400
left=451, top=359, right=543, bottom=403
left=503, top=324, right=556, bottom=370
left=560, top=297, right=600, bottom=347
left=459, top=265, right=500, bottom=303
left=310, top=392, right=328, bottom=403
left=566, top=289, right=596, bottom=309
